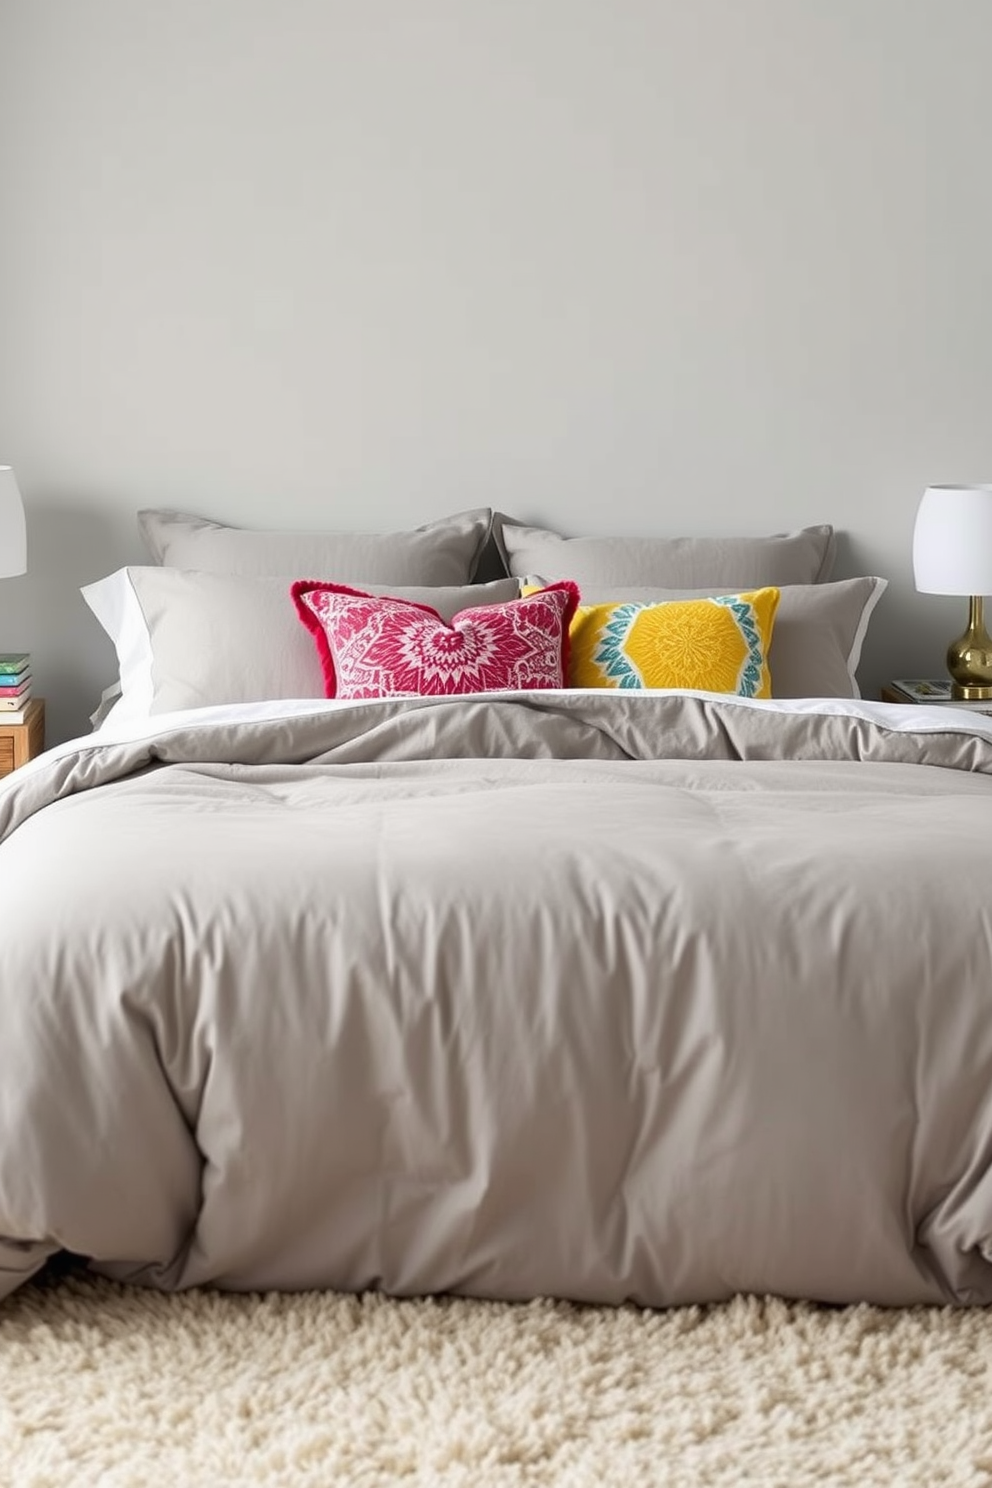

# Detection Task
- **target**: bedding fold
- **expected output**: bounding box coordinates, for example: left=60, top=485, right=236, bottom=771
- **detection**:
left=4, top=691, right=992, bottom=839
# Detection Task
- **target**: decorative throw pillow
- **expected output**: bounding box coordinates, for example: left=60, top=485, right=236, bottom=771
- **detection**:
left=292, top=581, right=579, bottom=700
left=523, top=586, right=780, bottom=696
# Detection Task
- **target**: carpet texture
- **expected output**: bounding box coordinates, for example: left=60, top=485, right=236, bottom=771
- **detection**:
left=2, top=1271, right=992, bottom=1487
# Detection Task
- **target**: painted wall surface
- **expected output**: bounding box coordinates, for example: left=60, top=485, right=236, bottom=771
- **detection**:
left=1, top=1, right=991, bottom=743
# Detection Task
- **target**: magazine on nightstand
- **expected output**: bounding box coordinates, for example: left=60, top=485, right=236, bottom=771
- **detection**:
left=889, top=678, right=992, bottom=711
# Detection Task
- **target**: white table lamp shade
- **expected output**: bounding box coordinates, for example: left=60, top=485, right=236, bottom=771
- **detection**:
left=0, top=467, right=26, bottom=579
left=913, top=485, right=992, bottom=596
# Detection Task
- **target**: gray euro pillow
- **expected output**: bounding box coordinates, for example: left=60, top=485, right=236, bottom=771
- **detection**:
left=525, top=576, right=887, bottom=699
left=82, top=568, right=521, bottom=721
left=139, top=508, right=494, bottom=585
left=496, top=517, right=836, bottom=587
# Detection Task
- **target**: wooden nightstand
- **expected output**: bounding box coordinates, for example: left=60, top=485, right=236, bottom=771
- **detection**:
left=0, top=698, right=45, bottom=778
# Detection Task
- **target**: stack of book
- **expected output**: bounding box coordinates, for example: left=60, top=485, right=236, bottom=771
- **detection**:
left=0, top=654, right=32, bottom=723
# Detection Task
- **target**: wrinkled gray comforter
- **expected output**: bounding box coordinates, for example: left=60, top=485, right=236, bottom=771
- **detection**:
left=3, top=690, right=992, bottom=1308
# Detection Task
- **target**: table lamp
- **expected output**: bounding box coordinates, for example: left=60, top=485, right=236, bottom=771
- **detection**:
left=0, top=466, right=26, bottom=578
left=913, top=484, right=992, bottom=700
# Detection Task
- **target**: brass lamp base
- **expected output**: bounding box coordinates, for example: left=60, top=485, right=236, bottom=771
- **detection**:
left=948, top=595, right=992, bottom=700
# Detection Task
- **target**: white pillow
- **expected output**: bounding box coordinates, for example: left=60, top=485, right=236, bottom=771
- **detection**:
left=83, top=568, right=155, bottom=724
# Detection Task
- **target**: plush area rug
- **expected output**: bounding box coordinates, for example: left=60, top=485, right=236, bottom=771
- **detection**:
left=1, top=1269, right=991, bottom=1487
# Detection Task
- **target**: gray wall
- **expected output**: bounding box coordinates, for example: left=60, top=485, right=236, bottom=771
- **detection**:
left=1, top=0, right=991, bottom=744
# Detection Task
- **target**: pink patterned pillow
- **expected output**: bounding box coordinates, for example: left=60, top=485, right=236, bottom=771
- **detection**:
left=291, top=580, right=579, bottom=699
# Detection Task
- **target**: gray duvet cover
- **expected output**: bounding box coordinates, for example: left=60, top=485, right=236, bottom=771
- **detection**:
left=2, top=690, right=992, bottom=1308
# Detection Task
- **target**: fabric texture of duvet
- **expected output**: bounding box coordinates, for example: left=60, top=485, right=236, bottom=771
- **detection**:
left=2, top=689, right=992, bottom=1308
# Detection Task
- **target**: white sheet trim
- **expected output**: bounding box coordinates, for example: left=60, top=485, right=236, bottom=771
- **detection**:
left=80, top=686, right=992, bottom=745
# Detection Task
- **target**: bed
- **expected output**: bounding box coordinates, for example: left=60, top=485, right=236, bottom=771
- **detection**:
left=2, top=507, right=991, bottom=1310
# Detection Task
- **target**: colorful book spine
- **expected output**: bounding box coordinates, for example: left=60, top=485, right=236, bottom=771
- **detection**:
left=0, top=653, right=32, bottom=718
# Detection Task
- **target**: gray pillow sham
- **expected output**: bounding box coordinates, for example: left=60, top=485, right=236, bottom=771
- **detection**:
left=139, top=507, right=494, bottom=585
left=496, top=517, right=836, bottom=587
left=525, top=576, right=887, bottom=699
left=82, top=568, right=521, bottom=720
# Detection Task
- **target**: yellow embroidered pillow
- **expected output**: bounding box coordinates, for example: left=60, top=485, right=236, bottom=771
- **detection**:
left=522, top=586, right=780, bottom=695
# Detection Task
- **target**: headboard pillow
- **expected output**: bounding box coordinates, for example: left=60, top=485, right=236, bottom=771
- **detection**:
left=291, top=581, right=578, bottom=700
left=82, top=568, right=521, bottom=723
left=138, top=507, right=494, bottom=585
left=495, top=516, right=836, bottom=587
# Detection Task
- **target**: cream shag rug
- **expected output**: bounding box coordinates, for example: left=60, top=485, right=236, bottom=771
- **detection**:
left=2, top=1270, right=991, bottom=1487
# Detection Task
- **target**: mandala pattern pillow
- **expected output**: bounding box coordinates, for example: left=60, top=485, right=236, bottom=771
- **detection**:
left=522, top=586, right=780, bottom=696
left=291, top=581, right=579, bottom=699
